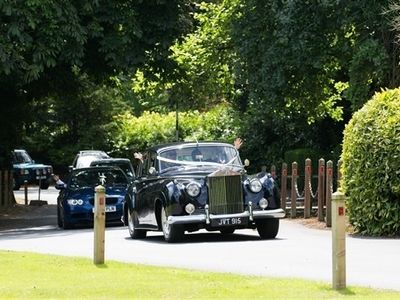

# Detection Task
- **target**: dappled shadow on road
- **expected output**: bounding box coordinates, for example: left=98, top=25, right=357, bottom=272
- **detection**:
left=124, top=230, right=286, bottom=245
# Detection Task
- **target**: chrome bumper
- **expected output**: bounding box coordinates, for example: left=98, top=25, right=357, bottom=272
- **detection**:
left=167, top=203, right=286, bottom=225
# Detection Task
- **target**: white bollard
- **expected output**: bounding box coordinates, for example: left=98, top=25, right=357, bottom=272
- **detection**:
left=94, top=185, right=106, bottom=264
left=331, top=190, right=346, bottom=289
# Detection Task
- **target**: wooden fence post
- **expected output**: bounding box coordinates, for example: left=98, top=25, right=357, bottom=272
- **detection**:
left=337, top=159, right=343, bottom=191
left=94, top=185, right=106, bottom=265
left=304, top=158, right=311, bottom=218
left=291, top=162, right=298, bottom=218
left=326, top=160, right=333, bottom=227
left=318, top=158, right=325, bottom=222
left=280, top=163, right=287, bottom=211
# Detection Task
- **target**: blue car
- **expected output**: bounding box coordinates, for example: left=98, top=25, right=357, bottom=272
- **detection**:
left=56, top=166, right=129, bottom=229
left=12, top=149, right=53, bottom=190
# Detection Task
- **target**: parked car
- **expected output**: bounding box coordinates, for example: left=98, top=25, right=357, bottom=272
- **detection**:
left=90, top=158, right=135, bottom=182
left=56, top=166, right=129, bottom=229
left=70, top=150, right=110, bottom=170
left=12, top=149, right=53, bottom=190
left=123, top=141, right=285, bottom=242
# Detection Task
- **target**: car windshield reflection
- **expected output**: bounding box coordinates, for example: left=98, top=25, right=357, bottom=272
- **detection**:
left=158, top=145, right=242, bottom=172
left=69, top=169, right=128, bottom=189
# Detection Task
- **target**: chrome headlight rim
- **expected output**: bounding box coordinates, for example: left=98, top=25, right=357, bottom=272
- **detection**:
left=185, top=182, right=201, bottom=197
left=249, top=178, right=262, bottom=193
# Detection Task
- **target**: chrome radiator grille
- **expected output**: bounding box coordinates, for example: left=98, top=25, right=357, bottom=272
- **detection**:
left=207, top=174, right=243, bottom=214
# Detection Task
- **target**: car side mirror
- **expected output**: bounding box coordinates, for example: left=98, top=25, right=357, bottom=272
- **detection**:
left=244, top=159, right=250, bottom=167
left=55, top=183, right=66, bottom=190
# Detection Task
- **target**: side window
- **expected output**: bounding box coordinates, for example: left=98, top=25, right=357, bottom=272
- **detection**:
left=142, top=152, right=157, bottom=175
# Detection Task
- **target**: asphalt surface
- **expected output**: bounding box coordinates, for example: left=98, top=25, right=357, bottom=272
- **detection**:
left=0, top=187, right=399, bottom=292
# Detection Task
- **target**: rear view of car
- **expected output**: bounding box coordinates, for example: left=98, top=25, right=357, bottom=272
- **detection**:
left=70, top=150, right=110, bottom=170
left=90, top=158, right=135, bottom=182
left=56, top=166, right=128, bottom=229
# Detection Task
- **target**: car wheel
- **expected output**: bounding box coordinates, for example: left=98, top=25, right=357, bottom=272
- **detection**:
left=60, top=207, right=72, bottom=229
left=13, top=179, right=20, bottom=191
left=161, top=206, right=184, bottom=243
left=256, top=218, right=279, bottom=239
left=220, top=228, right=235, bottom=235
left=127, top=209, right=146, bottom=239
left=40, top=181, right=49, bottom=189
left=57, top=206, right=63, bottom=228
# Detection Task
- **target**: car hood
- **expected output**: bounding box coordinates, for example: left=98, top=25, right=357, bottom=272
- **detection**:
left=67, top=186, right=128, bottom=198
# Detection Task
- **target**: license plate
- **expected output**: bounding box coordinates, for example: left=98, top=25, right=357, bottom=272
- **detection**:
left=36, top=176, right=47, bottom=180
left=92, top=206, right=116, bottom=213
left=211, top=217, right=247, bottom=227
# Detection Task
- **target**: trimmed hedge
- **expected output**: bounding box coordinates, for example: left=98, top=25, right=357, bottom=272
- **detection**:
left=342, top=88, right=400, bottom=236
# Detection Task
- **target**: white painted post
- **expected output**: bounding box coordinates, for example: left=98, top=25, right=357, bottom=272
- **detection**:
left=94, top=185, right=106, bottom=264
left=332, top=190, right=346, bottom=289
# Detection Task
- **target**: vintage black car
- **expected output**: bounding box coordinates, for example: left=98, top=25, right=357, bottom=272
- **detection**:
left=123, top=141, right=285, bottom=242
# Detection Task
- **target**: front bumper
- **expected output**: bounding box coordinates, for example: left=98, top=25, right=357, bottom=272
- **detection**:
left=167, top=204, right=285, bottom=226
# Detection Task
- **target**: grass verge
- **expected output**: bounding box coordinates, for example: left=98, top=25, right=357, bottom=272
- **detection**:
left=0, top=250, right=399, bottom=299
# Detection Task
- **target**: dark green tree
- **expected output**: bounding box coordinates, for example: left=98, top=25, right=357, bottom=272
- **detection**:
left=0, top=0, right=193, bottom=204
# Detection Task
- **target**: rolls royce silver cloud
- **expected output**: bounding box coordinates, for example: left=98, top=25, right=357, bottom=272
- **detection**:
left=123, top=141, right=285, bottom=242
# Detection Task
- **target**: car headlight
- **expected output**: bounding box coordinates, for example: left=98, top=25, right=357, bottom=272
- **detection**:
left=259, top=198, right=269, bottom=209
left=185, top=203, right=195, bottom=214
left=249, top=178, right=262, bottom=193
left=67, top=199, right=84, bottom=206
left=186, top=182, right=201, bottom=197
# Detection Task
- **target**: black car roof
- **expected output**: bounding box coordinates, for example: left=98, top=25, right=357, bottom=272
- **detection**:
left=147, top=141, right=235, bottom=153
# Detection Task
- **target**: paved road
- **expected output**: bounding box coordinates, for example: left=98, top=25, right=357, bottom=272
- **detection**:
left=1, top=188, right=400, bottom=291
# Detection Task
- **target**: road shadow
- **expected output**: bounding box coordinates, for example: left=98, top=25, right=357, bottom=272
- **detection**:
left=123, top=230, right=285, bottom=244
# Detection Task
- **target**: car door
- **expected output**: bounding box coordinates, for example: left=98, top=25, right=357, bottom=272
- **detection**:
left=135, top=151, right=159, bottom=228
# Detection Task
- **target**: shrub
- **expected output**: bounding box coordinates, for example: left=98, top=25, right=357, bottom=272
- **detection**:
left=109, top=104, right=239, bottom=158
left=342, top=88, right=400, bottom=236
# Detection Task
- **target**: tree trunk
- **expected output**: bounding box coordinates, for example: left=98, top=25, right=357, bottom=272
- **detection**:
left=0, top=170, right=16, bottom=207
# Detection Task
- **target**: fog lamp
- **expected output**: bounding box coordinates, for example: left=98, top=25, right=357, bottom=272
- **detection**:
left=185, top=203, right=195, bottom=214
left=259, top=198, right=269, bottom=209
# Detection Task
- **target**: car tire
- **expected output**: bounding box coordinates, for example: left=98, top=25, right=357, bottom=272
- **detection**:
left=220, top=228, right=235, bottom=235
left=13, top=179, right=20, bottom=191
left=59, top=207, right=73, bottom=229
left=57, top=206, right=63, bottom=228
left=256, top=218, right=279, bottom=239
left=161, top=206, right=184, bottom=243
left=40, top=181, right=49, bottom=190
left=127, top=209, right=147, bottom=239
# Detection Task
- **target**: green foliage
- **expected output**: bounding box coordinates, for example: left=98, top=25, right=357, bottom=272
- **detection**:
left=342, top=88, right=400, bottom=236
left=109, top=104, right=239, bottom=157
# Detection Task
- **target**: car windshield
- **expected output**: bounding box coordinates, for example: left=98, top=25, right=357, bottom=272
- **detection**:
left=158, top=145, right=241, bottom=172
left=69, top=169, right=128, bottom=189
left=13, top=151, right=33, bottom=164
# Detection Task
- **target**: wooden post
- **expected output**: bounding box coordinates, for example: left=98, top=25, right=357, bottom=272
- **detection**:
left=280, top=163, right=287, bottom=211
left=332, top=190, right=346, bottom=289
left=304, top=158, right=311, bottom=218
left=291, top=162, right=298, bottom=218
left=94, top=185, right=106, bottom=264
left=337, top=159, right=343, bottom=191
left=24, top=180, right=28, bottom=205
left=326, top=160, right=333, bottom=227
left=317, top=159, right=325, bottom=222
